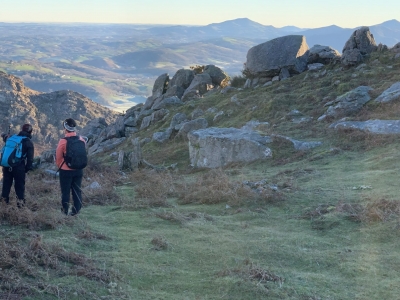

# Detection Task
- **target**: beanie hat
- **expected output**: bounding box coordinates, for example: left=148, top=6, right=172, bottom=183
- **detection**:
left=21, top=123, right=33, bottom=133
left=63, top=118, right=77, bottom=132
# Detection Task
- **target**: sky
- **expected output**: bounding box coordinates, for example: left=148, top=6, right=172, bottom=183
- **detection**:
left=0, top=0, right=399, bottom=28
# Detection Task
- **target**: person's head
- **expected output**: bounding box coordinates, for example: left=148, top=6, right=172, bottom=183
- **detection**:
left=63, top=118, right=77, bottom=132
left=21, top=123, right=33, bottom=134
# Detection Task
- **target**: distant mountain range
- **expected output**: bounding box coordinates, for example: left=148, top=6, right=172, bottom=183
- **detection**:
left=144, top=18, right=400, bottom=51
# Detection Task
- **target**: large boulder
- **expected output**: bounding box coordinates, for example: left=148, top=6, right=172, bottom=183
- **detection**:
left=143, top=73, right=169, bottom=109
left=323, top=86, right=373, bottom=118
left=163, top=69, right=195, bottom=100
left=341, top=27, right=378, bottom=66
left=203, top=65, right=229, bottom=86
left=152, top=96, right=183, bottom=110
left=308, top=45, right=341, bottom=64
left=140, top=109, right=169, bottom=130
left=104, top=116, right=125, bottom=140
left=80, top=117, right=108, bottom=137
left=188, top=127, right=272, bottom=168
left=168, top=69, right=195, bottom=91
left=245, top=35, right=309, bottom=78
left=177, top=118, right=208, bottom=139
left=181, top=73, right=213, bottom=101
left=391, top=42, right=400, bottom=53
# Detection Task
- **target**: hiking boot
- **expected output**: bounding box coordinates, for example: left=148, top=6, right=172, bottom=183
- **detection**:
left=17, top=199, right=25, bottom=209
left=70, top=210, right=79, bottom=216
left=1, top=197, right=9, bottom=204
left=61, top=207, right=68, bottom=215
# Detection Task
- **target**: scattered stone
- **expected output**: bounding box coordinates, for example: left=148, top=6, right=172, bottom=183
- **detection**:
left=330, top=119, right=400, bottom=134
left=374, top=82, right=400, bottom=103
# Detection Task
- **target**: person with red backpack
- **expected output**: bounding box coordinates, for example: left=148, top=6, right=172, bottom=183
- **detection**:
left=1, top=123, right=35, bottom=207
left=55, top=118, right=87, bottom=216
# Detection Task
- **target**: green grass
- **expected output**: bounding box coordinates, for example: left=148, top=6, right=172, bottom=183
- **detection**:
left=68, top=76, right=103, bottom=86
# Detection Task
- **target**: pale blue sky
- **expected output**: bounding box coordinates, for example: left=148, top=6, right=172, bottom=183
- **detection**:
left=0, top=0, right=398, bottom=28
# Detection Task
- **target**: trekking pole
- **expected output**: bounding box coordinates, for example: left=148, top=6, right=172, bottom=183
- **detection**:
left=72, top=185, right=84, bottom=209
left=73, top=182, right=90, bottom=203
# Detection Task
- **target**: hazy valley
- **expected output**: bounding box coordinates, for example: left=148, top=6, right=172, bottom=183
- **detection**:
left=1, top=18, right=399, bottom=112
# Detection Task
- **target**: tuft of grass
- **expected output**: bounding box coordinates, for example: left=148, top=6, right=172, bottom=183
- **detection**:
left=154, top=210, right=213, bottom=225
left=176, top=168, right=281, bottom=206
left=150, top=236, right=169, bottom=251
left=361, top=198, right=400, bottom=223
left=217, top=259, right=284, bottom=287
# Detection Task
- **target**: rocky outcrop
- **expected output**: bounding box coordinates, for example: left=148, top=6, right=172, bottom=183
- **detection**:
left=391, top=42, right=400, bottom=53
left=88, top=137, right=126, bottom=156
left=203, top=65, right=229, bottom=86
left=319, top=86, right=373, bottom=119
left=244, top=35, right=309, bottom=87
left=141, top=65, right=228, bottom=109
left=182, top=73, right=213, bottom=102
left=143, top=73, right=169, bottom=109
left=341, top=27, right=378, bottom=66
left=308, top=45, right=341, bottom=64
left=188, top=127, right=272, bottom=168
left=168, top=69, right=195, bottom=92
left=0, top=71, right=118, bottom=150
left=374, top=82, right=400, bottom=103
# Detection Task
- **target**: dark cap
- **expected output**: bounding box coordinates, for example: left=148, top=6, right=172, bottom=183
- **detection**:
left=63, top=118, right=77, bottom=132
left=21, top=123, right=33, bottom=133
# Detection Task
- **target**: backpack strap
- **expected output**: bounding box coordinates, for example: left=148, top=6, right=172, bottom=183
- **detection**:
left=56, top=137, right=71, bottom=177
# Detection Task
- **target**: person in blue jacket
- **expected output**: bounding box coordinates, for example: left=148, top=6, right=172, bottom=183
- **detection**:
left=1, top=123, right=35, bottom=207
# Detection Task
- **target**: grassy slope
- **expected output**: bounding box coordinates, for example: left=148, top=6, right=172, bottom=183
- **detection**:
left=2, top=51, right=400, bottom=299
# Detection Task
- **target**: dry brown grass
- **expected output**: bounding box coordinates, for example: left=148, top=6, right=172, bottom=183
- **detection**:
left=300, top=199, right=400, bottom=224
left=150, top=236, right=169, bottom=251
left=0, top=234, right=117, bottom=297
left=217, top=259, right=284, bottom=287
left=80, top=164, right=123, bottom=206
left=333, top=127, right=400, bottom=151
left=0, top=201, right=66, bottom=230
left=177, top=169, right=283, bottom=206
left=124, top=169, right=176, bottom=209
left=154, top=211, right=213, bottom=225
left=77, top=229, right=110, bottom=241
left=360, top=198, right=400, bottom=223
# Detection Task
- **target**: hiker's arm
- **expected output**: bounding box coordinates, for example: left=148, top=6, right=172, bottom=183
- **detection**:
left=1, top=133, right=8, bottom=142
left=55, top=139, right=67, bottom=168
left=25, top=141, right=34, bottom=172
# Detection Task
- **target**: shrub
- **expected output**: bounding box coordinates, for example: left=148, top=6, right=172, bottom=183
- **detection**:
left=189, top=65, right=205, bottom=74
left=230, top=75, right=246, bottom=88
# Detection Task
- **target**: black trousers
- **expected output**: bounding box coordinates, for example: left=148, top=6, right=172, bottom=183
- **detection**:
left=59, top=169, right=83, bottom=215
left=1, top=165, right=26, bottom=202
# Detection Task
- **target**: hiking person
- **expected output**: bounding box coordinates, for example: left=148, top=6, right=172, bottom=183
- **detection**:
left=55, top=118, right=87, bottom=216
left=0, top=123, right=35, bottom=207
